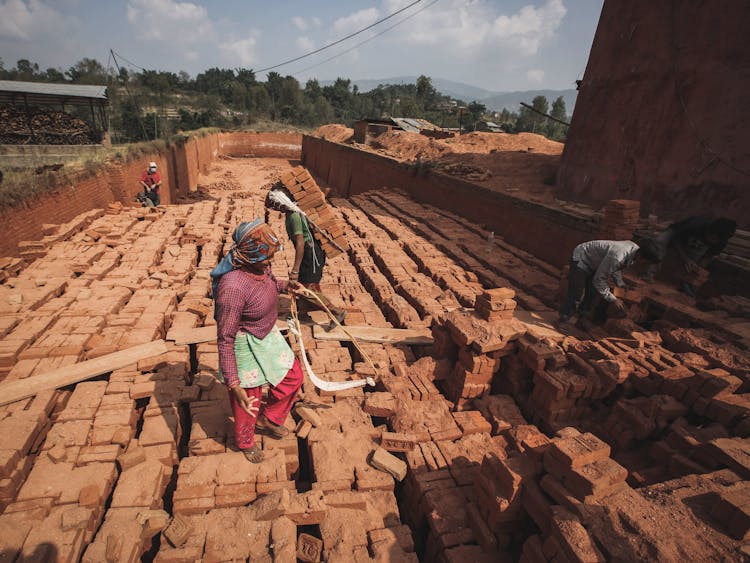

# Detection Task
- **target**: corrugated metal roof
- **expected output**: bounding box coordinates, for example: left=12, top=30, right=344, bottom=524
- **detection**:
left=0, top=80, right=107, bottom=100
left=392, top=118, right=420, bottom=133
left=391, top=117, right=441, bottom=133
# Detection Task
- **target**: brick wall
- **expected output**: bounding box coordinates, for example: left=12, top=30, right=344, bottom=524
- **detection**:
left=302, top=135, right=597, bottom=269
left=4, top=169, right=115, bottom=255
left=219, top=132, right=302, bottom=159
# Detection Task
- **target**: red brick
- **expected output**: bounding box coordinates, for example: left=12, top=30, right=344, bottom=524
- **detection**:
left=547, top=432, right=611, bottom=469
left=370, top=448, right=408, bottom=481
left=381, top=432, right=417, bottom=452
left=297, top=533, right=323, bottom=562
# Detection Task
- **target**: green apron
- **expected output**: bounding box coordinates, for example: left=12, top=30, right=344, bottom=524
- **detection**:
left=218, top=327, right=295, bottom=388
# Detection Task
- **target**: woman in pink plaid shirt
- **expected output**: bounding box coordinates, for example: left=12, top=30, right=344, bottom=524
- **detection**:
left=212, top=220, right=303, bottom=463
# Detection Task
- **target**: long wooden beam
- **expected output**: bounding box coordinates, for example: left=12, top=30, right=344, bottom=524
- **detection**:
left=167, top=323, right=433, bottom=346
left=312, top=325, right=433, bottom=345
left=0, top=339, right=169, bottom=407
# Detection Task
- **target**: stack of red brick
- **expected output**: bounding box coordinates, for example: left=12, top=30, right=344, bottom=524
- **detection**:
left=598, top=199, right=640, bottom=240
left=475, top=288, right=517, bottom=321
left=279, top=166, right=349, bottom=258
left=519, top=428, right=624, bottom=562
left=434, top=293, right=526, bottom=410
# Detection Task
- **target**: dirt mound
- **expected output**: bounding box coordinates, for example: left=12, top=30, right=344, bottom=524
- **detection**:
left=314, top=124, right=353, bottom=143
left=371, top=130, right=450, bottom=162
left=366, top=129, right=561, bottom=198
left=443, top=131, right=563, bottom=155
left=370, top=130, right=563, bottom=164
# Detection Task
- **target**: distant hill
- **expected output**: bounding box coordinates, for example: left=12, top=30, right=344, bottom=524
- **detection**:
left=322, top=76, right=577, bottom=114
left=480, top=89, right=578, bottom=114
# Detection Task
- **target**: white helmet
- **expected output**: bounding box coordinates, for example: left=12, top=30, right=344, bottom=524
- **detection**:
left=148, top=162, right=157, bottom=170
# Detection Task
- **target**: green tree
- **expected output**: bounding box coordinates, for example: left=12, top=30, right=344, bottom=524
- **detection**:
left=112, top=97, right=147, bottom=142
left=277, top=76, right=303, bottom=121
left=43, top=67, right=66, bottom=82
left=15, top=59, right=40, bottom=80
left=195, top=67, right=236, bottom=103
left=235, top=68, right=256, bottom=89
left=548, top=95, right=568, bottom=140
left=467, top=101, right=486, bottom=128
left=140, top=70, right=171, bottom=94
left=322, top=78, right=354, bottom=119
left=177, top=71, right=191, bottom=85
left=67, top=58, right=108, bottom=84
left=248, top=84, right=271, bottom=117
left=517, top=95, right=549, bottom=134
left=303, top=79, right=322, bottom=102
left=415, top=75, right=438, bottom=110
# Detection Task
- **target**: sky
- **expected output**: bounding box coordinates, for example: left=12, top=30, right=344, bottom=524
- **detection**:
left=0, top=0, right=604, bottom=92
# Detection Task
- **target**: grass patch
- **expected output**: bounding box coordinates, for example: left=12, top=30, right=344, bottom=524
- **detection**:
left=0, top=167, right=77, bottom=210
left=237, top=120, right=313, bottom=134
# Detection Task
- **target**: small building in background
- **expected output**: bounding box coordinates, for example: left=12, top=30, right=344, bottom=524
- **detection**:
left=473, top=120, right=505, bottom=133
left=0, top=80, right=109, bottom=168
left=353, top=117, right=452, bottom=145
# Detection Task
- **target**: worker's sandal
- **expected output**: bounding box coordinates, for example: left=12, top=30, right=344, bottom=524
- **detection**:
left=256, top=415, right=289, bottom=439
left=242, top=444, right=264, bottom=463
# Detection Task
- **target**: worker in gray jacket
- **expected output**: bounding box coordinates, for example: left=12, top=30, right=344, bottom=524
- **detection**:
left=559, top=240, right=659, bottom=322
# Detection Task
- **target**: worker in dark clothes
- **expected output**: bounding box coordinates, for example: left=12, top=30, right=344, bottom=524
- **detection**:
left=559, top=240, right=659, bottom=323
left=646, top=216, right=736, bottom=295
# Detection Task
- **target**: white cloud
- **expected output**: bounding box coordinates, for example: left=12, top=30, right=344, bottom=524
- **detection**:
left=526, top=69, right=545, bottom=84
left=311, top=16, right=321, bottom=28
left=292, top=16, right=306, bottom=31
left=382, top=0, right=567, bottom=55
left=296, top=36, right=314, bottom=52
left=220, top=36, right=258, bottom=67
left=493, top=0, right=567, bottom=55
left=0, top=0, right=67, bottom=41
left=333, top=7, right=380, bottom=35
left=126, top=0, right=213, bottom=42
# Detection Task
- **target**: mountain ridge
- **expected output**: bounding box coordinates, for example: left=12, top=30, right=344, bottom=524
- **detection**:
left=321, top=76, right=577, bottom=113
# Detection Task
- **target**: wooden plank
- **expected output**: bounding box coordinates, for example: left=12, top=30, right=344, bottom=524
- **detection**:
left=168, top=321, right=432, bottom=346
left=0, top=339, right=169, bottom=407
left=514, top=309, right=565, bottom=342
left=167, top=325, right=216, bottom=346
left=312, top=325, right=433, bottom=345
left=167, top=320, right=290, bottom=346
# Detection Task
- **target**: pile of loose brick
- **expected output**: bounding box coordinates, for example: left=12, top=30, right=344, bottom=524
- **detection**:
left=279, top=166, right=349, bottom=258
left=0, top=160, right=749, bottom=562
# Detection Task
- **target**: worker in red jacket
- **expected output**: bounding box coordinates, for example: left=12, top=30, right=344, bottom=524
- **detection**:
left=139, top=161, right=162, bottom=206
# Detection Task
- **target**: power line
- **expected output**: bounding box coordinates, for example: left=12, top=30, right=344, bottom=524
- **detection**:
left=111, top=49, right=148, bottom=72
left=255, top=0, right=422, bottom=74
left=291, top=0, right=440, bottom=78
left=110, top=49, right=150, bottom=141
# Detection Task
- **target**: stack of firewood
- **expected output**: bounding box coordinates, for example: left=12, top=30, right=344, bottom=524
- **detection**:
left=0, top=106, right=97, bottom=145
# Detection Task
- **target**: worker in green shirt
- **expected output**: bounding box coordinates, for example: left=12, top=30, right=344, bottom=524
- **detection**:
left=265, top=185, right=347, bottom=325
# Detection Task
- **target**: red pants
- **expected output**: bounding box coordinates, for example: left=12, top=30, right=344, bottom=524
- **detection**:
left=227, top=359, right=303, bottom=449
